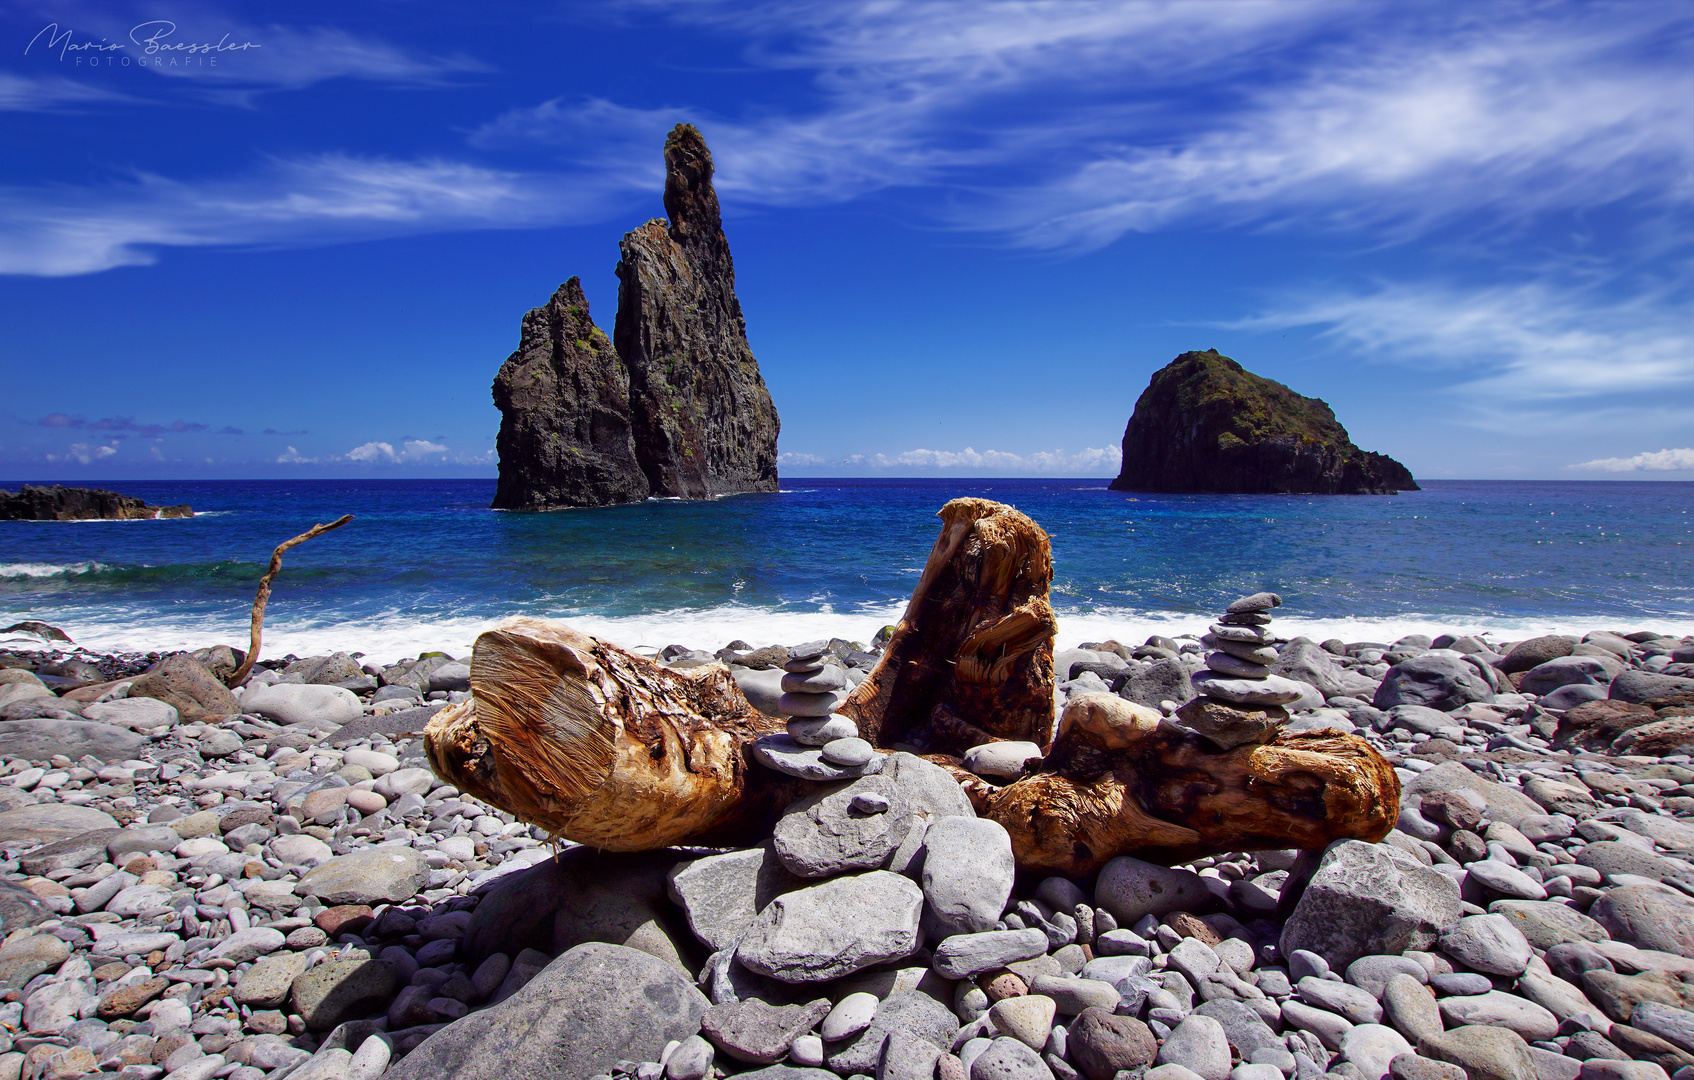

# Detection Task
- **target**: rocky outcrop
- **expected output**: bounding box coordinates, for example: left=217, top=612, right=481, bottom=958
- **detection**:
left=0, top=485, right=192, bottom=520
left=1109, top=350, right=1417, bottom=495
left=492, top=124, right=780, bottom=510
left=490, top=279, right=646, bottom=510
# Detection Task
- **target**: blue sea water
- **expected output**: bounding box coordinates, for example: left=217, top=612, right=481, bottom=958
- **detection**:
left=1, top=478, right=1690, bottom=662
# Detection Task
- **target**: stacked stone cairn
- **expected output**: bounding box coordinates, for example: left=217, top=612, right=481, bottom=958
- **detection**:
left=750, top=641, right=880, bottom=781
left=1177, top=591, right=1308, bottom=750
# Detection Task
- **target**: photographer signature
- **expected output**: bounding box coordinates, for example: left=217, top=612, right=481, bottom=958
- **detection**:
left=25, top=21, right=260, bottom=60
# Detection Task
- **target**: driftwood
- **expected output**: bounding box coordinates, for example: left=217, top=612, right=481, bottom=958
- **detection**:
left=227, top=514, right=354, bottom=688
left=424, top=498, right=1399, bottom=873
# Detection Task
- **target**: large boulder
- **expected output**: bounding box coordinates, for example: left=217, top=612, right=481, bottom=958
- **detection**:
left=128, top=653, right=238, bottom=720
left=1280, top=840, right=1462, bottom=970
left=1373, top=655, right=1492, bottom=712
left=1552, top=700, right=1659, bottom=751
left=1272, top=643, right=1378, bottom=699
left=382, top=943, right=710, bottom=1080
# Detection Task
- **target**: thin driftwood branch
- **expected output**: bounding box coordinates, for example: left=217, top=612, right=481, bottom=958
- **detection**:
left=227, top=514, right=354, bottom=688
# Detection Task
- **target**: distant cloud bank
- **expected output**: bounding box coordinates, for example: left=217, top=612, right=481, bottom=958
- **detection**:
left=779, top=446, right=1120, bottom=474
left=1571, top=448, right=1694, bottom=472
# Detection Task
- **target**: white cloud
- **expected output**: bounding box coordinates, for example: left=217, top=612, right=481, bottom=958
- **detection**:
left=400, top=439, right=447, bottom=459
left=1234, top=278, right=1694, bottom=403
left=0, top=154, right=628, bottom=277
left=1571, top=448, right=1694, bottom=472
left=785, top=446, right=1120, bottom=474
left=347, top=441, right=396, bottom=462
left=276, top=446, right=316, bottom=463
left=46, top=441, right=119, bottom=464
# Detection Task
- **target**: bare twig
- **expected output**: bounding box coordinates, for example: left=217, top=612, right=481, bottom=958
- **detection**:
left=227, top=514, right=354, bottom=688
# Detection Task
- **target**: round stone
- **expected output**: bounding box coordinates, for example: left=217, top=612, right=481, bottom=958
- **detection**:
left=787, top=714, right=858, bottom=746
left=820, top=738, right=874, bottom=767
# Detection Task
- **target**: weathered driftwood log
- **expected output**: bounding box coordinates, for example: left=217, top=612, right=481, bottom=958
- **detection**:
left=425, top=617, right=809, bottom=851
left=424, top=499, right=1400, bottom=871
left=841, top=497, right=1057, bottom=754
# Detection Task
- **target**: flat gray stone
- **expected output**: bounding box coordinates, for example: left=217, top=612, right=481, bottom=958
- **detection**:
left=668, top=842, right=805, bottom=952
left=382, top=943, right=709, bottom=1080
left=922, top=816, right=1015, bottom=934
left=1191, top=672, right=1305, bottom=706
left=295, top=847, right=429, bottom=905
left=737, top=871, right=923, bottom=983
left=1437, top=914, right=1532, bottom=977
left=753, top=733, right=884, bottom=781
left=1156, top=1014, right=1231, bottom=1080
left=1280, top=840, right=1463, bottom=971
left=932, top=928, right=1050, bottom=979
left=773, top=775, right=912, bottom=878
left=0, top=719, right=145, bottom=764
left=0, top=803, right=120, bottom=848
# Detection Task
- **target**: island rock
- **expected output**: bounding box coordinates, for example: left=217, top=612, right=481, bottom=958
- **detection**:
left=0, top=485, right=191, bottom=520
left=1109, top=350, right=1417, bottom=495
left=492, top=124, right=779, bottom=509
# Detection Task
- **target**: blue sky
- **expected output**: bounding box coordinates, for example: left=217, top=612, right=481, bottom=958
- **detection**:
left=1, top=1, right=1689, bottom=481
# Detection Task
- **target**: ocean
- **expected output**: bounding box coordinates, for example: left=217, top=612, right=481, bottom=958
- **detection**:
left=2, top=478, right=1690, bottom=664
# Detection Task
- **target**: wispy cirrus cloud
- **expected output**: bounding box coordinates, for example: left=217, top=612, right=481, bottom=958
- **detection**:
left=0, top=154, right=621, bottom=276
left=0, top=72, right=136, bottom=112
left=1571, top=448, right=1694, bottom=473
left=1231, top=276, right=1694, bottom=405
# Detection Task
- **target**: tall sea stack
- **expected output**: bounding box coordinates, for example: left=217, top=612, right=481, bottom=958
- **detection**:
left=492, top=124, right=779, bottom=510
left=1110, top=350, right=1418, bottom=495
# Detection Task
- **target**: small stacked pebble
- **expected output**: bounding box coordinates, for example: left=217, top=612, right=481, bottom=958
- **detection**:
left=1177, top=592, right=1307, bottom=750
left=750, top=641, right=880, bottom=781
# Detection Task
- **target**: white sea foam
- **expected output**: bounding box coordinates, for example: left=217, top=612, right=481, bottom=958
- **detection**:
left=38, top=600, right=1694, bottom=668
left=0, top=561, right=102, bottom=579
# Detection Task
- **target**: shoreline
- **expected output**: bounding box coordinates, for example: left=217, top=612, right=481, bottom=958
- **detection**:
left=10, top=608, right=1694, bottom=671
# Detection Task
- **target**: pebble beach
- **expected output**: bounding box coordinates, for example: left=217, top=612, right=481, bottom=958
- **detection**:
left=0, top=604, right=1692, bottom=1080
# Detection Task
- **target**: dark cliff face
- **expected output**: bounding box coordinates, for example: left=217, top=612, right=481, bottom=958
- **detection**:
left=1109, top=350, right=1418, bottom=495
left=490, top=278, right=647, bottom=510
left=615, top=124, right=780, bottom=499
left=492, top=124, right=779, bottom=509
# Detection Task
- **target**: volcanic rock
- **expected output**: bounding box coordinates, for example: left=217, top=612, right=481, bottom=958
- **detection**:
left=492, top=123, right=779, bottom=509
left=1109, top=350, right=1417, bottom=495
left=0, top=484, right=192, bottom=520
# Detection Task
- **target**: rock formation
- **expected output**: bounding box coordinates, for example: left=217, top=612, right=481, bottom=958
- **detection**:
left=1109, top=350, right=1417, bottom=495
left=0, top=485, right=191, bottom=520
left=491, top=279, right=646, bottom=510
left=492, top=124, right=780, bottom=510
